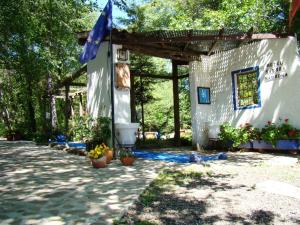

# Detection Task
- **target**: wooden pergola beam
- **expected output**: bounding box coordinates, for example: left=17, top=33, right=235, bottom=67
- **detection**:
left=55, top=65, right=87, bottom=91
left=119, top=41, right=205, bottom=57
left=123, top=44, right=199, bottom=61
left=238, top=27, right=254, bottom=47
left=122, top=44, right=202, bottom=61
left=116, top=32, right=291, bottom=44
left=208, top=28, right=225, bottom=56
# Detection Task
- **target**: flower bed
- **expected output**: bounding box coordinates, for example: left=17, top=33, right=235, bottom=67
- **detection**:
left=219, top=119, right=300, bottom=151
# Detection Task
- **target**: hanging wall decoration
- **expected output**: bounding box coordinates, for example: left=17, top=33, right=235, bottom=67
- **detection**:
left=115, top=63, right=130, bottom=89
left=197, top=87, right=211, bottom=104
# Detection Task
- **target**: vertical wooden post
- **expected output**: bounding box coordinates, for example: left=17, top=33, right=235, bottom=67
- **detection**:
left=140, top=76, right=145, bottom=142
left=130, top=75, right=136, bottom=122
left=65, top=85, right=70, bottom=132
left=172, top=61, right=180, bottom=145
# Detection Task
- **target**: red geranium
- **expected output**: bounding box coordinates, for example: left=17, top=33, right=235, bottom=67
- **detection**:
left=267, top=121, right=272, bottom=125
left=285, top=118, right=289, bottom=123
left=288, top=130, right=297, bottom=137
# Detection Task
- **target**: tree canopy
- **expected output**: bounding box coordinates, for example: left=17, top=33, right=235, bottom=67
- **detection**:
left=0, top=0, right=298, bottom=141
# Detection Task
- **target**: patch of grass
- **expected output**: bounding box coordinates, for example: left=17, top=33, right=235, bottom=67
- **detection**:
left=116, top=169, right=205, bottom=224
left=139, top=169, right=203, bottom=207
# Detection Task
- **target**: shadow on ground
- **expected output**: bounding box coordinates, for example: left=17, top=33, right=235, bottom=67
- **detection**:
left=0, top=141, right=172, bottom=225
left=118, top=166, right=299, bottom=225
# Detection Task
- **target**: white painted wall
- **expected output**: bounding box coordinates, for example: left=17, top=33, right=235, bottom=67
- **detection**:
left=190, top=37, right=300, bottom=146
left=87, top=42, right=131, bottom=123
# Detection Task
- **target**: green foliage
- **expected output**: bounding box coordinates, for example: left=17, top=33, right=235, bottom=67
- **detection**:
left=69, top=115, right=94, bottom=141
left=143, top=81, right=174, bottom=134
left=93, top=117, right=112, bottom=143
left=220, top=119, right=300, bottom=148
left=0, top=0, right=96, bottom=139
left=261, top=122, right=281, bottom=146
left=261, top=119, right=300, bottom=146
left=219, top=122, right=260, bottom=148
left=119, top=148, right=135, bottom=159
left=69, top=116, right=111, bottom=144
left=120, top=0, right=288, bottom=32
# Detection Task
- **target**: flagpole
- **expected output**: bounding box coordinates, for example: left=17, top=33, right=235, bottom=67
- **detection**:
left=109, top=27, right=116, bottom=155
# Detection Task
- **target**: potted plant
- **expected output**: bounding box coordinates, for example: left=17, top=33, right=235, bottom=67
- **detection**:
left=276, top=119, right=299, bottom=150
left=88, top=144, right=107, bottom=168
left=104, top=144, right=114, bottom=164
left=119, top=149, right=135, bottom=166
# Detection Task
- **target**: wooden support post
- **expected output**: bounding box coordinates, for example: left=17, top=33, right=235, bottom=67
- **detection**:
left=172, top=61, right=180, bottom=145
left=65, top=85, right=70, bottom=132
left=130, top=74, right=137, bottom=122
left=140, top=76, right=146, bottom=142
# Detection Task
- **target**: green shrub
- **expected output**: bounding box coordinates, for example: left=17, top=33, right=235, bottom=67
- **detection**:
left=219, top=119, right=300, bottom=148
left=69, top=116, right=111, bottom=145
left=219, top=123, right=259, bottom=148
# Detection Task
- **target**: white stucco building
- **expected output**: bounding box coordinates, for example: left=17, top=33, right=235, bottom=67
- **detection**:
left=83, top=30, right=299, bottom=147
left=87, top=42, right=131, bottom=124
left=189, top=37, right=300, bottom=146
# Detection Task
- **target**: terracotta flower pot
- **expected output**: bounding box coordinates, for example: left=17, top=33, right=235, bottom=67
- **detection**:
left=120, top=157, right=135, bottom=166
left=90, top=156, right=107, bottom=168
left=106, top=150, right=113, bottom=164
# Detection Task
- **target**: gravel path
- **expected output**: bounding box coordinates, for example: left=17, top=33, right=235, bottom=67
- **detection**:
left=119, top=152, right=300, bottom=225
left=0, top=141, right=174, bottom=225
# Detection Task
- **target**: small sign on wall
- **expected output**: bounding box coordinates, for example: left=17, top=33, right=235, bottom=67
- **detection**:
left=197, top=87, right=211, bottom=104
left=264, top=60, right=288, bottom=81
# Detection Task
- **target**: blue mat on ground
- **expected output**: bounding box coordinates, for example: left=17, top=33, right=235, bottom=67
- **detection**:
left=50, top=140, right=86, bottom=149
left=133, top=150, right=227, bottom=163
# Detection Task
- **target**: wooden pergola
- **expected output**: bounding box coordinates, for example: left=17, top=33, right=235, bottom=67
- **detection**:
left=76, top=28, right=291, bottom=145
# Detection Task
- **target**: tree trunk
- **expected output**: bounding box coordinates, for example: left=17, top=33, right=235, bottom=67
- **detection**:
left=48, top=75, right=58, bottom=131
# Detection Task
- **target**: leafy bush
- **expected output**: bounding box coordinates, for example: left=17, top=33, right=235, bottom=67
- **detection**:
left=261, top=119, right=300, bottom=146
left=219, top=119, right=300, bottom=148
left=219, top=122, right=250, bottom=148
left=69, top=116, right=93, bottom=141
left=69, top=116, right=111, bottom=145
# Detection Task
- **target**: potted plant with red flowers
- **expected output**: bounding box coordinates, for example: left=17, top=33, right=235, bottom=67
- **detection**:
left=276, top=118, right=299, bottom=150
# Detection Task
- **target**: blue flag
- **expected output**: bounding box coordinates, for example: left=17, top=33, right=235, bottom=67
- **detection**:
left=80, top=0, right=112, bottom=64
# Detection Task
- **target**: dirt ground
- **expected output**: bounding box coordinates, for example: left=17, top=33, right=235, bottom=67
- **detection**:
left=117, top=152, right=300, bottom=225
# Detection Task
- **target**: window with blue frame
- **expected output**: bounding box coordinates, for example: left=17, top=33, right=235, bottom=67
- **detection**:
left=231, top=66, right=261, bottom=110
